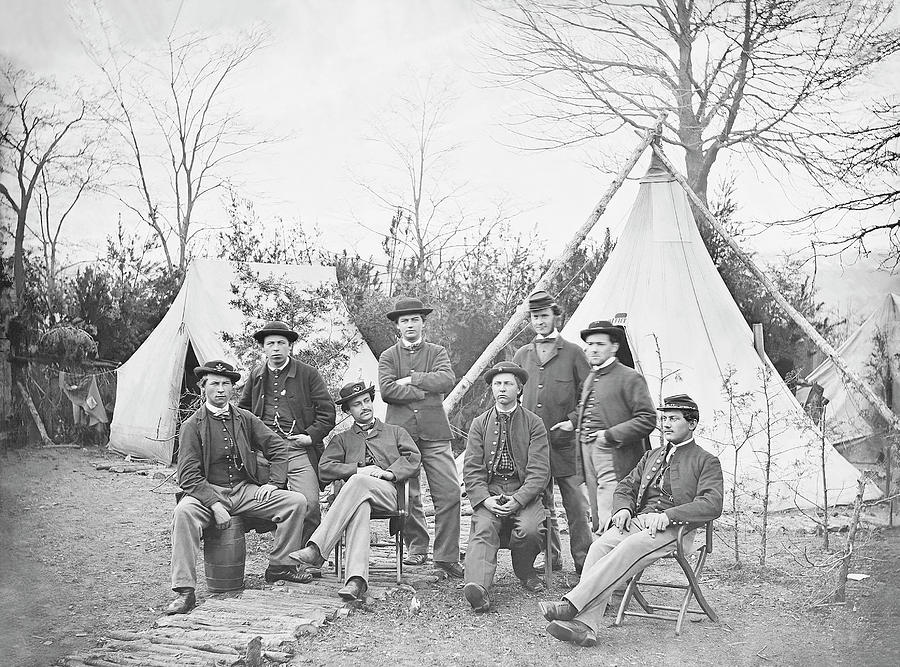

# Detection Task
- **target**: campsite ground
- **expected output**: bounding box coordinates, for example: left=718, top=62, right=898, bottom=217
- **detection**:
left=1, top=446, right=899, bottom=667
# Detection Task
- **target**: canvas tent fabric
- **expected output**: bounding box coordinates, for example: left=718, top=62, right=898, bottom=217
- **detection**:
left=806, top=293, right=900, bottom=445
left=559, top=153, right=872, bottom=510
left=109, top=259, right=384, bottom=463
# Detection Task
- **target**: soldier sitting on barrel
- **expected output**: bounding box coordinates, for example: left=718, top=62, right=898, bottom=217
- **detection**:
left=167, top=360, right=312, bottom=615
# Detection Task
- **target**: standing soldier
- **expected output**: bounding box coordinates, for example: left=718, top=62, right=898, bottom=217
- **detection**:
left=239, top=321, right=336, bottom=545
left=378, top=297, right=463, bottom=579
left=513, top=290, right=592, bottom=574
left=576, top=320, right=656, bottom=532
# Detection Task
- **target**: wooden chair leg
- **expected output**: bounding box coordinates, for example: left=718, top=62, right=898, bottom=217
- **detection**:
left=674, top=548, right=718, bottom=623
left=395, top=528, right=402, bottom=585
left=544, top=513, right=552, bottom=587
left=335, top=537, right=343, bottom=582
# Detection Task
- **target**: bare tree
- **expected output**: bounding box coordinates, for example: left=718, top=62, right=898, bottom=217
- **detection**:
left=487, top=1, right=900, bottom=207
left=80, top=5, right=273, bottom=272
left=0, top=63, right=94, bottom=302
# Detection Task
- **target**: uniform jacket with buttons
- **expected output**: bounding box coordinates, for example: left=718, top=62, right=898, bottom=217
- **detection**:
left=238, top=356, right=336, bottom=469
left=612, top=439, right=723, bottom=524
left=513, top=335, right=591, bottom=478
left=463, top=405, right=551, bottom=510
left=177, top=405, right=289, bottom=508
left=378, top=341, right=454, bottom=441
left=318, top=419, right=421, bottom=484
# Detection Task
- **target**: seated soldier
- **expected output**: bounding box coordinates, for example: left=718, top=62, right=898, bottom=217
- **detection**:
left=538, top=394, right=723, bottom=646
left=289, top=380, right=421, bottom=601
left=168, top=360, right=312, bottom=615
left=462, top=361, right=551, bottom=613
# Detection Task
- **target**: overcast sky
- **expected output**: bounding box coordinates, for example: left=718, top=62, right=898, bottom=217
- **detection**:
left=2, top=0, right=897, bottom=316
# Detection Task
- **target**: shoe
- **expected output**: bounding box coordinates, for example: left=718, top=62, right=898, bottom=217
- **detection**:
left=539, top=599, right=577, bottom=622
left=521, top=575, right=545, bottom=593
left=288, top=545, right=325, bottom=567
left=338, top=577, right=367, bottom=602
left=165, top=589, right=196, bottom=615
left=403, top=553, right=427, bottom=566
left=264, top=564, right=313, bottom=584
left=546, top=620, right=597, bottom=647
left=434, top=561, right=464, bottom=578
left=463, top=582, right=491, bottom=613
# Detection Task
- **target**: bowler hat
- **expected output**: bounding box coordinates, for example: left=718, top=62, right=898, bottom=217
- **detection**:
left=526, top=289, right=557, bottom=312
left=386, top=296, right=433, bottom=322
left=580, top=320, right=624, bottom=344
left=660, top=393, right=700, bottom=418
left=253, top=321, right=299, bottom=344
left=484, top=361, right=529, bottom=386
left=194, top=359, right=241, bottom=383
left=335, top=380, right=376, bottom=408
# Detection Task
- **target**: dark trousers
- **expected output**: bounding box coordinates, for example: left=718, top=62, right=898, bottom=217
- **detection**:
left=544, top=474, right=592, bottom=570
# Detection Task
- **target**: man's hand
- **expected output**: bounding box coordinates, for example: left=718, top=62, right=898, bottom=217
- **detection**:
left=641, top=512, right=670, bottom=538
left=494, top=497, right=521, bottom=517
left=595, top=429, right=608, bottom=445
left=395, top=376, right=412, bottom=386
left=211, top=502, right=232, bottom=530
left=550, top=420, right=574, bottom=432
left=288, top=434, right=313, bottom=445
left=612, top=508, right=632, bottom=533
left=255, top=483, right=278, bottom=503
left=355, top=465, right=381, bottom=477
left=482, top=496, right=504, bottom=515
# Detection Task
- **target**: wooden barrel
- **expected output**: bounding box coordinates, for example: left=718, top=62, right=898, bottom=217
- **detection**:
left=203, top=515, right=246, bottom=592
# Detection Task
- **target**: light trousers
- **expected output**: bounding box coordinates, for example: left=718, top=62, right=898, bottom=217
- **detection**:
left=404, top=439, right=461, bottom=563
left=285, top=449, right=320, bottom=544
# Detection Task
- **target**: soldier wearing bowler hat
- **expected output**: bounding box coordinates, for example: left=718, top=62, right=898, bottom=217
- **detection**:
left=377, top=297, right=463, bottom=578
left=513, top=289, right=592, bottom=574
left=539, top=394, right=723, bottom=647
left=290, top=380, right=421, bottom=602
left=238, top=321, right=336, bottom=546
left=462, top=361, right=551, bottom=612
left=167, top=361, right=311, bottom=615
left=576, top=320, right=657, bottom=533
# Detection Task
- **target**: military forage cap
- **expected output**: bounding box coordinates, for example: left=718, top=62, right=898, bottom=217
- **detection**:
left=253, top=320, right=299, bottom=344
left=385, top=296, right=434, bottom=322
left=484, top=361, right=529, bottom=386
left=526, top=289, right=557, bottom=312
left=660, top=393, right=700, bottom=418
left=335, top=380, right=376, bottom=408
left=194, top=360, right=241, bottom=383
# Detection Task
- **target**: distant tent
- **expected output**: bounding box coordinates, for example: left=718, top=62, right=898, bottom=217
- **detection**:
left=109, top=259, right=384, bottom=463
left=560, top=152, right=874, bottom=510
left=806, top=293, right=899, bottom=459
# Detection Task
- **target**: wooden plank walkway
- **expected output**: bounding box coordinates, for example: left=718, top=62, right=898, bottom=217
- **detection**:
left=60, top=543, right=442, bottom=667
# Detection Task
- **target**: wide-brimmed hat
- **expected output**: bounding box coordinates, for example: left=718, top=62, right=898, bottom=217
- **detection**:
left=335, top=380, right=376, bottom=408
left=484, top=361, right=529, bottom=386
left=253, top=321, right=299, bottom=344
left=194, top=360, right=241, bottom=383
left=526, top=289, right=558, bottom=312
left=660, top=393, right=700, bottom=418
left=579, top=320, right=624, bottom=344
left=386, top=296, right=433, bottom=322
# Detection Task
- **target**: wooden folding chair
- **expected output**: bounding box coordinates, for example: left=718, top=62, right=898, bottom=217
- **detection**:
left=334, top=478, right=410, bottom=585
left=614, top=520, right=718, bottom=635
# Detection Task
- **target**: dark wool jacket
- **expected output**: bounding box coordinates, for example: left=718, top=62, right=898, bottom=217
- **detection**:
left=513, top=335, right=591, bottom=478
left=177, top=405, right=289, bottom=508
left=378, top=341, right=454, bottom=441
left=463, top=405, right=551, bottom=510
left=318, top=419, right=421, bottom=484
left=238, top=356, right=336, bottom=469
left=612, top=439, right=724, bottom=524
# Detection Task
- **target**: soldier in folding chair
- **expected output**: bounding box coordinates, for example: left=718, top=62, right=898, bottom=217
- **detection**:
left=290, top=380, right=420, bottom=602
left=538, top=394, right=723, bottom=647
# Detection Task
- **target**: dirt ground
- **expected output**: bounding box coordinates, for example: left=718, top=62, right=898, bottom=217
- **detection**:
left=1, top=446, right=899, bottom=667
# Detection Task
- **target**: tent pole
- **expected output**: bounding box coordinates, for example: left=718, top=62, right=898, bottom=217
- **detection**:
left=442, top=113, right=667, bottom=416
left=651, top=144, right=900, bottom=433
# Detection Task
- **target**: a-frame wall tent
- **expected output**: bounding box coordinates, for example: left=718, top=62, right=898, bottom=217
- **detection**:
left=109, top=259, right=384, bottom=464
left=560, top=154, right=876, bottom=511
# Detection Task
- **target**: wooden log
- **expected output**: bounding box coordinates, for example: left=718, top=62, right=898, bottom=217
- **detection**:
left=102, top=638, right=241, bottom=663
left=151, top=626, right=296, bottom=650
left=442, top=113, right=666, bottom=416
left=16, top=380, right=53, bottom=446
left=104, top=630, right=241, bottom=656
left=263, top=649, right=292, bottom=664
left=651, top=143, right=900, bottom=434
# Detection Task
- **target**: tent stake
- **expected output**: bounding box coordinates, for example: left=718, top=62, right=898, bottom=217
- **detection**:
left=651, top=144, right=900, bottom=433
left=442, top=113, right=666, bottom=415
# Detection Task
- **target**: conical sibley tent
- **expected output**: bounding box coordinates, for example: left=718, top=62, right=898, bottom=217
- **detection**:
left=109, top=258, right=384, bottom=464
left=807, top=293, right=900, bottom=446
left=560, top=153, right=870, bottom=510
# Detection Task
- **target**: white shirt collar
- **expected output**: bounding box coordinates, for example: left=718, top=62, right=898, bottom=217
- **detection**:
left=594, top=357, right=616, bottom=370
left=496, top=404, right=518, bottom=415
left=535, top=329, right=559, bottom=342
left=401, top=337, right=423, bottom=349
left=206, top=402, right=230, bottom=417
left=267, top=358, right=290, bottom=373
left=666, top=437, right=694, bottom=462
